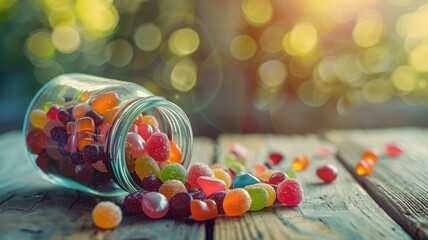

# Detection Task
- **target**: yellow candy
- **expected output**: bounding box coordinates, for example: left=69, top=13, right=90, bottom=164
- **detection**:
left=30, top=109, right=49, bottom=129
left=213, top=169, right=232, bottom=189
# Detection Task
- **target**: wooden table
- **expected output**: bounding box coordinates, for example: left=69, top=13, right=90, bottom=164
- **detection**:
left=0, top=128, right=427, bottom=240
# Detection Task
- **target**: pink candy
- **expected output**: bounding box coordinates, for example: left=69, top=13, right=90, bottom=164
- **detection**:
left=385, top=143, right=403, bottom=157
left=277, top=179, right=303, bottom=207
left=197, top=176, right=226, bottom=196
left=138, top=123, right=159, bottom=141
left=126, top=132, right=146, bottom=158
left=187, top=162, right=214, bottom=189
left=145, top=132, right=170, bottom=162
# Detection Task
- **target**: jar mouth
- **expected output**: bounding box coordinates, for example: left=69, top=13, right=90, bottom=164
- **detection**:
left=107, top=96, right=193, bottom=193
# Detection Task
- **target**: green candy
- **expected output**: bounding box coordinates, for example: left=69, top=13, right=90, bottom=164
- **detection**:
left=226, top=161, right=246, bottom=174
left=159, top=163, right=187, bottom=183
left=244, top=187, right=268, bottom=211
left=286, top=169, right=297, bottom=179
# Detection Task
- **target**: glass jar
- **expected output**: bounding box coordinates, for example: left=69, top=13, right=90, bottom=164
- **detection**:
left=23, top=73, right=193, bottom=196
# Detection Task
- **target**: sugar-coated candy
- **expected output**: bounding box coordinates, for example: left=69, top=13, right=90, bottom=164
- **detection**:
left=244, top=186, right=268, bottom=211
left=26, top=128, right=49, bottom=154
left=268, top=171, right=288, bottom=185
left=77, top=117, right=96, bottom=133
left=51, top=126, right=69, bottom=144
left=197, top=176, right=226, bottom=196
left=277, top=178, right=303, bottom=207
left=158, top=179, right=188, bottom=201
left=169, top=192, right=192, bottom=216
left=137, top=123, right=159, bottom=141
left=316, top=164, right=338, bottom=183
left=167, top=141, right=183, bottom=163
left=355, top=160, right=374, bottom=176
left=123, top=190, right=147, bottom=213
left=143, top=114, right=159, bottom=128
left=223, top=189, right=252, bottom=217
left=257, top=169, right=277, bottom=183
left=213, top=168, right=232, bottom=189
left=141, top=192, right=169, bottom=219
left=135, top=155, right=160, bottom=180
left=361, top=148, right=379, bottom=164
left=126, top=132, right=146, bottom=158
left=141, top=174, right=163, bottom=192
left=385, top=143, right=403, bottom=157
left=189, top=190, right=207, bottom=200
left=145, top=132, right=170, bottom=162
left=91, top=91, right=120, bottom=115
left=190, top=199, right=218, bottom=221
left=268, top=152, right=284, bottom=166
left=226, top=161, right=246, bottom=174
left=30, top=109, right=49, bottom=129
left=292, top=155, right=310, bottom=171
left=316, top=141, right=337, bottom=157
left=254, top=163, right=268, bottom=178
left=159, top=163, right=187, bottom=183
left=157, top=160, right=168, bottom=170
left=230, top=143, right=248, bottom=160
left=207, top=191, right=227, bottom=213
left=74, top=163, right=94, bottom=184
left=72, top=103, right=91, bottom=119
left=187, top=162, right=214, bottom=189
left=210, top=163, right=226, bottom=170
left=247, top=183, right=276, bottom=207
left=92, top=201, right=122, bottom=229
left=233, top=173, right=260, bottom=189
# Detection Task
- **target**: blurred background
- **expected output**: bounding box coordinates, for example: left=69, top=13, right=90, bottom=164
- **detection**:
left=1, top=0, right=428, bottom=138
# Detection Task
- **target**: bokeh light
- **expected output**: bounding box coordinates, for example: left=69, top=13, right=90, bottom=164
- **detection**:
left=229, top=34, right=257, bottom=60
left=242, top=0, right=273, bottom=26
left=171, top=58, right=198, bottom=92
left=134, top=23, right=162, bottom=52
left=52, top=26, right=81, bottom=53
left=169, top=28, right=200, bottom=56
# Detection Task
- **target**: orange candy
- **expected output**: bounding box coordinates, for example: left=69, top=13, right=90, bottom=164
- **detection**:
left=77, top=117, right=95, bottom=133
left=167, top=141, right=183, bottom=163
left=292, top=155, right=310, bottom=171
left=77, top=132, right=94, bottom=151
left=190, top=199, right=218, bottom=221
left=158, top=180, right=188, bottom=201
left=143, top=114, right=159, bottom=128
left=91, top=91, right=120, bottom=115
left=79, top=91, right=92, bottom=102
left=361, top=148, right=379, bottom=164
left=223, top=189, right=252, bottom=217
left=72, top=103, right=91, bottom=119
left=254, top=163, right=268, bottom=178
left=133, top=114, right=144, bottom=125
left=355, top=160, right=374, bottom=176
left=92, top=201, right=122, bottom=229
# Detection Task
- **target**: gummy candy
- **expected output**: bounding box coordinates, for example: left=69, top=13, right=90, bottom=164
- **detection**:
left=133, top=114, right=144, bottom=125
left=244, top=186, right=268, bottom=211
left=46, top=140, right=65, bottom=161
left=292, top=155, right=310, bottom=171
left=26, top=128, right=49, bottom=154
left=233, top=173, right=260, bottom=189
left=82, top=143, right=105, bottom=163
left=47, top=105, right=62, bottom=120
left=213, top=168, right=232, bottom=189
left=169, top=192, right=192, bottom=216
left=385, top=143, right=403, bottom=157
left=126, top=132, right=146, bottom=158
left=207, top=191, right=227, bottom=213
left=141, top=174, right=163, bottom=192
left=247, top=183, right=276, bottom=207
left=254, top=163, right=268, bottom=178
left=72, top=103, right=91, bottom=119
left=167, top=141, right=183, bottom=164
left=223, top=189, right=252, bottom=217
left=277, top=178, right=303, bottom=207
left=316, top=164, right=338, bottom=183
left=227, top=168, right=237, bottom=180
left=92, top=201, right=122, bottom=229
left=128, top=124, right=139, bottom=133
left=285, top=169, right=296, bottom=179
left=190, top=199, right=218, bottom=221
left=74, top=163, right=94, bottom=184
left=43, top=120, right=64, bottom=137
left=76, top=132, right=94, bottom=151
left=123, top=191, right=147, bottom=213
left=226, top=161, right=246, bottom=174
left=141, top=192, right=169, bottom=219
left=98, top=123, right=110, bottom=144
left=35, top=152, right=49, bottom=173
left=91, top=91, right=120, bottom=115
left=30, top=109, right=49, bottom=129
left=268, top=152, right=284, bottom=166
left=355, top=160, right=374, bottom=176
left=124, top=144, right=136, bottom=173
left=92, top=160, right=108, bottom=173
left=187, top=162, right=214, bottom=189
left=57, top=109, right=72, bottom=125
left=137, top=123, right=159, bottom=141
left=145, top=132, right=170, bottom=162
left=143, top=114, right=159, bottom=128
left=58, top=158, right=75, bottom=176
left=85, top=110, right=104, bottom=126
left=230, top=143, right=248, bottom=160
left=361, top=148, right=379, bottom=164
left=159, top=163, right=187, bottom=183
left=189, top=189, right=207, bottom=200
left=76, top=117, right=96, bottom=133
left=268, top=171, right=288, bottom=185
left=158, top=179, right=188, bottom=201
left=257, top=169, right=277, bottom=183
left=197, top=176, right=226, bottom=196
left=135, top=155, right=160, bottom=180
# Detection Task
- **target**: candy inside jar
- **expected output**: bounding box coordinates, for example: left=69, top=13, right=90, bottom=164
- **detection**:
left=23, top=74, right=193, bottom=196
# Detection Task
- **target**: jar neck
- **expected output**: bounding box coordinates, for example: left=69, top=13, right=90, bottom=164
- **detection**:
left=107, top=96, right=193, bottom=193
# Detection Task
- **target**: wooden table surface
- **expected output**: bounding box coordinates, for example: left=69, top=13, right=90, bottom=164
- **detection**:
left=0, top=128, right=427, bottom=240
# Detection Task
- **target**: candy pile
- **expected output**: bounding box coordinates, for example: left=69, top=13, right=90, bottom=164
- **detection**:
left=355, top=143, right=403, bottom=176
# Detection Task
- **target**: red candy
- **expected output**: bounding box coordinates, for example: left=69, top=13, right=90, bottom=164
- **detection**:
left=316, top=164, right=338, bottom=183
left=190, top=199, right=218, bottom=221
left=187, top=162, right=214, bottom=189
left=197, top=176, right=226, bottom=197
left=268, top=171, right=288, bottom=185
left=277, top=179, right=303, bottom=207
left=145, top=132, right=170, bottom=161
left=26, top=128, right=49, bottom=154
left=268, top=152, right=284, bottom=166
left=385, top=143, right=403, bottom=157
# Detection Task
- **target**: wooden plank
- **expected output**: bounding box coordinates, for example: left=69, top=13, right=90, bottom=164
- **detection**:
left=214, top=134, right=411, bottom=240
left=324, top=128, right=428, bottom=240
left=0, top=131, right=215, bottom=240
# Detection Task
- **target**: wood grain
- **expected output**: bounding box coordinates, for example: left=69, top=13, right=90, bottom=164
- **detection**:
left=325, top=128, right=428, bottom=240
left=214, top=134, right=411, bottom=240
left=0, top=131, right=215, bottom=240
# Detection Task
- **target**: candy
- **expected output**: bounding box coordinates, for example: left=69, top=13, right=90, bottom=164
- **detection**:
left=141, top=174, right=163, bottom=192
left=197, top=176, right=226, bottom=196
left=187, top=162, right=214, bottom=189
left=76, top=117, right=96, bottom=133
left=43, top=120, right=64, bottom=137
left=316, top=141, right=337, bottom=157
left=126, top=132, right=146, bottom=158
left=98, top=123, right=110, bottom=144
left=123, top=190, right=147, bottom=213
left=92, top=201, right=122, bottom=229
left=355, top=160, right=374, bottom=176
left=257, top=169, right=277, bottom=183
left=230, top=143, right=248, bottom=160
left=74, top=163, right=94, bottom=184
left=92, top=160, right=108, bottom=173
left=189, top=189, right=207, bottom=200
left=124, top=144, right=135, bottom=173
left=247, top=183, right=276, bottom=207
left=233, top=173, right=260, bottom=189
left=223, top=189, right=252, bottom=217
left=51, top=126, right=69, bottom=144
left=254, top=163, right=268, bottom=178
left=133, top=114, right=144, bottom=125
left=158, top=179, right=188, bottom=201
left=145, top=132, right=170, bottom=162
left=167, top=141, right=183, bottom=163
left=72, top=103, right=91, bottom=119
left=292, top=155, right=310, bottom=171
left=46, top=140, right=65, bottom=160
left=85, top=109, right=104, bottom=126
left=190, top=199, right=218, bottom=221
left=268, top=152, right=284, bottom=165
left=268, top=171, right=288, bottom=185
left=213, top=168, right=232, bottom=189
left=159, top=163, right=187, bottom=183
left=30, top=109, right=49, bottom=129
left=135, top=155, right=160, bottom=180
left=142, top=114, right=159, bottom=128
left=57, top=109, right=72, bottom=125
left=169, top=192, right=192, bottom=216
left=47, top=105, right=62, bottom=120
left=141, top=192, right=169, bottom=219
left=226, top=161, right=246, bottom=174
left=91, top=91, right=120, bottom=115
left=36, top=152, right=49, bottom=173
left=277, top=178, right=303, bottom=207
left=26, top=128, right=49, bottom=154
left=128, top=124, right=139, bottom=133
left=286, top=169, right=296, bottom=179
left=77, top=131, right=94, bottom=151
left=385, top=143, right=403, bottom=157
left=244, top=186, right=268, bottom=211
left=82, top=143, right=105, bottom=163
left=137, top=123, right=159, bottom=141
left=207, top=191, right=227, bottom=213
left=361, top=148, right=379, bottom=164
left=316, top=164, right=338, bottom=183
left=58, top=158, right=75, bottom=176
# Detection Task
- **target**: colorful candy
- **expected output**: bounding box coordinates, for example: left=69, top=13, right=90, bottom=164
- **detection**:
left=141, top=192, right=169, bottom=219
left=244, top=186, right=268, bottom=211
left=268, top=171, right=288, bottom=185
left=213, top=169, right=232, bottom=189
left=159, top=163, right=187, bottom=183
left=187, top=162, right=214, bottom=189
left=145, top=132, right=170, bottom=162
left=141, top=174, right=163, bottom=192
left=233, top=173, right=260, bottom=189
left=385, top=143, right=403, bottom=157
left=167, top=141, right=183, bottom=163
left=277, top=179, right=303, bottom=207
left=92, top=201, right=122, bottom=229
left=91, top=91, right=120, bottom=115
left=355, top=160, right=374, bottom=176
left=158, top=179, right=188, bottom=201
left=190, top=199, right=218, bottom=221
left=361, top=148, right=379, bottom=164
left=207, top=191, right=227, bottom=213
left=123, top=190, right=147, bottom=213
left=223, top=189, right=252, bottom=217
left=197, top=176, right=226, bottom=196
left=292, top=155, right=310, bottom=171
left=247, top=183, right=276, bottom=207
left=268, top=152, right=284, bottom=165
left=316, top=164, right=338, bottom=183
left=126, top=132, right=146, bottom=158
left=169, top=192, right=192, bottom=216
